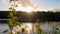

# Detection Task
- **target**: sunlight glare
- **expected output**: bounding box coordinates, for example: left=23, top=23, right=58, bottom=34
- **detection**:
left=27, top=23, right=32, bottom=34
left=23, top=6, right=34, bottom=12
left=27, top=23, right=32, bottom=28
left=16, top=4, right=34, bottom=12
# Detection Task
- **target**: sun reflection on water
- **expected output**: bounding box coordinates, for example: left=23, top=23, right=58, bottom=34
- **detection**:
left=13, top=23, right=32, bottom=34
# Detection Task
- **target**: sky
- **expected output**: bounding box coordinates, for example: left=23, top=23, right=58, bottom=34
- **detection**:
left=0, top=0, right=60, bottom=11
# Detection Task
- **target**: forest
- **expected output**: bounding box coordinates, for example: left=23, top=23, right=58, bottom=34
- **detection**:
left=0, top=11, right=60, bottom=23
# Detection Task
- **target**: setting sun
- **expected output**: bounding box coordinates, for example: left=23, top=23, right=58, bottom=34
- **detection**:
left=16, top=4, right=35, bottom=12
left=23, top=6, right=34, bottom=12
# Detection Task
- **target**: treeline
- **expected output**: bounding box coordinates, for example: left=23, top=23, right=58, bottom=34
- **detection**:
left=0, top=11, right=9, bottom=19
left=35, top=11, right=60, bottom=22
left=0, top=11, right=60, bottom=22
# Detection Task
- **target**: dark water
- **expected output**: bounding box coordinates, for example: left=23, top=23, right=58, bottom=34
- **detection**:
left=0, top=22, right=60, bottom=34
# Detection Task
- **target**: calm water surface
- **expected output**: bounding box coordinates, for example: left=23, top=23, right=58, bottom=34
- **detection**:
left=0, top=22, right=60, bottom=34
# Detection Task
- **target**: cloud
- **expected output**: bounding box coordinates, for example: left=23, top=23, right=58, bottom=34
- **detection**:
left=1, top=0, right=7, bottom=5
left=17, top=0, right=39, bottom=10
left=0, top=6, right=8, bottom=11
left=53, top=8, right=60, bottom=11
left=18, top=0, right=34, bottom=7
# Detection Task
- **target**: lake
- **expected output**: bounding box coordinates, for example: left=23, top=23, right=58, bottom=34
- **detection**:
left=0, top=22, right=60, bottom=34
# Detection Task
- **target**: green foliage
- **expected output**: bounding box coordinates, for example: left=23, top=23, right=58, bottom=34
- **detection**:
left=46, top=32, right=48, bottom=34
left=12, top=8, right=16, bottom=11
left=17, top=32, right=20, bottom=34
left=3, top=29, right=8, bottom=33
left=9, top=7, right=12, bottom=10
left=10, top=0, right=14, bottom=2
left=21, top=28, right=25, bottom=33
left=35, top=21, right=42, bottom=34
left=7, top=0, right=20, bottom=34
left=57, top=30, right=60, bottom=34
left=14, top=21, right=20, bottom=27
left=9, top=32, right=13, bottom=34
left=9, top=7, right=16, bottom=11
left=8, top=12, right=20, bottom=29
left=8, top=19, right=14, bottom=29
left=54, top=28, right=60, bottom=34
left=9, top=12, right=13, bottom=17
left=8, top=11, right=20, bottom=34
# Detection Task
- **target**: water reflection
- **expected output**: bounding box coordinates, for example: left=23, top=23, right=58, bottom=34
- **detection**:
left=0, top=22, right=60, bottom=34
left=13, top=23, right=32, bottom=34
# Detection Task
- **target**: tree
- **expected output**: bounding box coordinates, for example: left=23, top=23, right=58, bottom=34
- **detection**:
left=8, top=0, right=20, bottom=34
